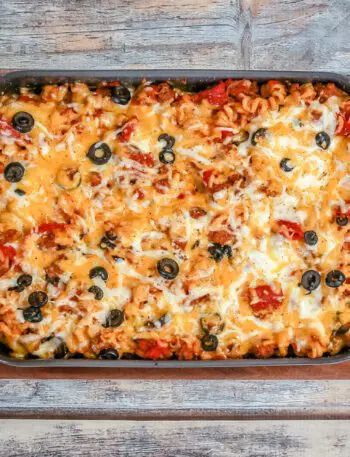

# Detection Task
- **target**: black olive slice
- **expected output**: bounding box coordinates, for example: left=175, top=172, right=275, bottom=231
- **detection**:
left=12, top=111, right=34, bottom=133
left=325, top=270, right=345, bottom=288
left=99, top=348, right=119, bottom=360
left=23, top=306, right=43, bottom=323
left=99, top=236, right=116, bottom=250
left=104, top=309, right=124, bottom=328
left=304, top=230, right=318, bottom=246
left=336, top=216, right=348, bottom=227
left=54, top=342, right=69, bottom=359
left=14, top=188, right=26, bottom=196
left=201, top=334, right=218, bottom=351
left=4, top=162, right=25, bottom=183
left=159, top=149, right=175, bottom=165
left=315, top=131, right=330, bottom=150
left=335, top=323, right=350, bottom=336
left=300, top=270, right=321, bottom=292
left=208, top=244, right=225, bottom=262
left=251, top=128, right=268, bottom=146
left=28, top=291, right=48, bottom=308
left=157, top=258, right=179, bottom=280
left=111, top=85, right=131, bottom=105
left=231, top=130, right=249, bottom=145
left=280, top=158, right=294, bottom=172
left=87, top=142, right=112, bottom=165
left=89, top=266, right=108, bottom=281
left=88, top=285, right=104, bottom=300
left=158, top=133, right=175, bottom=149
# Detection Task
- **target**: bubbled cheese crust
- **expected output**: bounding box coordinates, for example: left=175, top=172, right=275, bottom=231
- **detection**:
left=0, top=79, right=349, bottom=361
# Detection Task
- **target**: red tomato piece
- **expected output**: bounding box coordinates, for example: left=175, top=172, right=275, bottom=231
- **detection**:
left=0, top=244, right=16, bottom=261
left=0, top=115, right=22, bottom=139
left=277, top=220, right=304, bottom=240
left=198, top=81, right=229, bottom=105
left=38, top=223, right=67, bottom=233
left=337, top=107, right=350, bottom=136
left=202, top=169, right=215, bottom=187
left=129, top=152, right=154, bottom=167
left=221, top=130, right=234, bottom=140
left=118, top=118, right=137, bottom=142
left=137, top=339, right=171, bottom=359
left=255, top=285, right=283, bottom=301
left=250, top=285, right=283, bottom=314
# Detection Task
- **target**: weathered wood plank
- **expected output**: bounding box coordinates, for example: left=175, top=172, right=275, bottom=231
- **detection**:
left=1, top=420, right=349, bottom=456
left=0, top=0, right=349, bottom=72
left=0, top=380, right=348, bottom=419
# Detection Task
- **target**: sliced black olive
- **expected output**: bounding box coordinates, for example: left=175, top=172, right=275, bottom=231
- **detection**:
left=23, top=306, right=43, bottom=323
left=300, top=270, right=321, bottom=292
left=280, top=158, right=294, bottom=172
left=88, top=285, right=104, bottom=300
left=99, top=235, right=116, bottom=250
left=325, top=270, right=345, bottom=288
left=14, top=188, right=26, bottom=196
left=208, top=243, right=231, bottom=262
left=99, top=348, right=119, bottom=360
left=335, top=323, right=350, bottom=336
left=89, top=266, right=108, bottom=281
left=8, top=274, right=33, bottom=293
left=232, top=130, right=249, bottom=145
left=304, top=230, right=318, bottom=246
left=159, top=149, right=176, bottom=165
left=54, top=342, right=69, bottom=359
left=4, top=162, right=25, bottom=183
left=28, top=291, right=48, bottom=308
left=315, top=131, right=330, bottom=150
left=12, top=111, right=34, bottom=133
left=157, top=258, right=179, bottom=280
left=251, top=128, right=268, bottom=146
left=87, top=142, right=112, bottom=165
left=17, top=274, right=33, bottom=288
left=112, top=255, right=125, bottom=263
left=222, top=245, right=232, bottom=258
left=45, top=274, right=60, bottom=286
left=104, top=309, right=124, bottom=328
left=336, top=216, right=348, bottom=227
left=122, top=352, right=141, bottom=360
left=111, top=85, right=131, bottom=105
left=105, top=230, right=117, bottom=241
left=208, top=244, right=225, bottom=262
left=201, top=334, right=218, bottom=351
left=200, top=313, right=224, bottom=335
left=158, top=133, right=175, bottom=149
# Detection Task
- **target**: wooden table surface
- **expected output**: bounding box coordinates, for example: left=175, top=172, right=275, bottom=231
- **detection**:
left=1, top=0, right=349, bottom=455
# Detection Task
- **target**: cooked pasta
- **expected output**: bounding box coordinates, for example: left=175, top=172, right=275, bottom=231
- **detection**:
left=0, top=78, right=349, bottom=361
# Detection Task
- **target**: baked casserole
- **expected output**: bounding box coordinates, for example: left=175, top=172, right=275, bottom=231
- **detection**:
left=0, top=78, right=349, bottom=360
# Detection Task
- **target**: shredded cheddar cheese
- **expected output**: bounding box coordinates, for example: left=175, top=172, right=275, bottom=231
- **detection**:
left=0, top=79, right=349, bottom=361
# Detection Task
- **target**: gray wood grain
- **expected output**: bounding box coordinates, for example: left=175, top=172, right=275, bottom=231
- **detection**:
left=0, top=0, right=349, bottom=72
left=0, top=380, right=349, bottom=419
left=1, top=419, right=349, bottom=457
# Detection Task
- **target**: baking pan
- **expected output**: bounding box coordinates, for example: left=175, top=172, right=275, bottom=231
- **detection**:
left=0, top=69, right=349, bottom=367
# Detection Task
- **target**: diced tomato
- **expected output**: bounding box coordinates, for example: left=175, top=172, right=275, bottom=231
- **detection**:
left=137, top=339, right=171, bottom=359
left=198, top=81, right=229, bottom=105
left=18, top=95, right=33, bottom=103
left=255, top=285, right=283, bottom=301
left=134, top=189, right=145, bottom=200
left=202, top=169, right=215, bottom=187
left=154, top=179, right=170, bottom=194
left=0, top=244, right=16, bottom=261
left=118, top=117, right=137, bottom=142
left=38, top=223, right=67, bottom=233
left=129, top=152, right=154, bottom=167
left=276, top=220, right=304, bottom=240
left=0, top=115, right=22, bottom=139
left=250, top=285, right=283, bottom=314
left=337, top=106, right=350, bottom=136
left=221, top=130, right=234, bottom=140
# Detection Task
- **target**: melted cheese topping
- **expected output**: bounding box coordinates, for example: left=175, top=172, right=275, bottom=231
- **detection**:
left=0, top=79, right=349, bottom=361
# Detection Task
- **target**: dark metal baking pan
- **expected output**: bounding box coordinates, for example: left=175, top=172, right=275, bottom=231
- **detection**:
left=0, top=70, right=349, bottom=367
